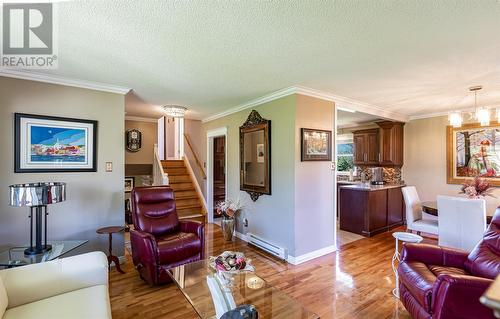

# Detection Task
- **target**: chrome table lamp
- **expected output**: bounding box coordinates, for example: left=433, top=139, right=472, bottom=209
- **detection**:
left=9, top=182, right=66, bottom=255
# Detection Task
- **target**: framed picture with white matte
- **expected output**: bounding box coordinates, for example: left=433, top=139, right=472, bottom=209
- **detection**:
left=124, top=177, right=135, bottom=193
left=301, top=128, right=332, bottom=161
left=14, top=113, right=98, bottom=173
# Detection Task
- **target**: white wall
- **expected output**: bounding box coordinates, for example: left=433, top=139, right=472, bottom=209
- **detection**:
left=404, top=116, right=500, bottom=208
left=202, top=94, right=337, bottom=259
left=185, top=119, right=206, bottom=196
left=0, top=77, right=125, bottom=256
left=203, top=95, right=297, bottom=254
left=294, top=95, right=335, bottom=256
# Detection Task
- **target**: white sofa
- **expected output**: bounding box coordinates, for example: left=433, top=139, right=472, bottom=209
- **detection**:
left=0, top=251, right=111, bottom=319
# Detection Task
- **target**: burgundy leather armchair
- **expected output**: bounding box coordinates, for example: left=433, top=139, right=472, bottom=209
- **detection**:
left=130, top=186, right=205, bottom=285
left=398, top=208, right=500, bottom=319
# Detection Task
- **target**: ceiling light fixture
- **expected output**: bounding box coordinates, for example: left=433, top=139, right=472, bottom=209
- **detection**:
left=448, top=111, right=463, bottom=128
left=162, top=105, right=187, bottom=118
left=470, top=86, right=490, bottom=126
left=447, top=86, right=492, bottom=128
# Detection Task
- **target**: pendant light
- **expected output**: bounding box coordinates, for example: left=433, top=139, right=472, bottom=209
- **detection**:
left=448, top=111, right=463, bottom=128
left=471, top=86, right=490, bottom=126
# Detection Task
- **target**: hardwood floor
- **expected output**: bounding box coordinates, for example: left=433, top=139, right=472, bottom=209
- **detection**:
left=111, top=224, right=436, bottom=319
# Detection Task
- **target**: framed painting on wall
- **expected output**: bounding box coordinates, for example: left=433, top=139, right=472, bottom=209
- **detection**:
left=301, top=128, right=332, bottom=161
left=447, top=122, right=500, bottom=186
left=124, top=177, right=135, bottom=192
left=14, top=113, right=98, bottom=173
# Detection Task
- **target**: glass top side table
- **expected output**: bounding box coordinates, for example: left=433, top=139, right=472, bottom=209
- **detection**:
left=0, top=240, right=87, bottom=267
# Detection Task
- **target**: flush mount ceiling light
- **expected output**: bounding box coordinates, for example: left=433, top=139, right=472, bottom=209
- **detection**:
left=162, top=105, right=187, bottom=118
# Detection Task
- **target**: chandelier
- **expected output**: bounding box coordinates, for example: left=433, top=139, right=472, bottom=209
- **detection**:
left=162, top=105, right=187, bottom=118
left=448, top=86, right=499, bottom=128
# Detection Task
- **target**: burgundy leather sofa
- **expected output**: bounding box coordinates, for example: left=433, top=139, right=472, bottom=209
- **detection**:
left=130, top=186, right=205, bottom=285
left=398, top=208, right=500, bottom=319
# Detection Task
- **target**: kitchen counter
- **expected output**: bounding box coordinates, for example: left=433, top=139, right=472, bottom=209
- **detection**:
left=339, top=183, right=406, bottom=191
left=337, top=180, right=361, bottom=185
left=339, top=183, right=406, bottom=237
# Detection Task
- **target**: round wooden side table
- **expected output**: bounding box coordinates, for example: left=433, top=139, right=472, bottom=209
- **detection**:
left=97, top=226, right=125, bottom=274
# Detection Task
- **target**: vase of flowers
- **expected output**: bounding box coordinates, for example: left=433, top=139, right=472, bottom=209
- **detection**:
left=460, top=176, right=494, bottom=199
left=216, top=198, right=244, bottom=241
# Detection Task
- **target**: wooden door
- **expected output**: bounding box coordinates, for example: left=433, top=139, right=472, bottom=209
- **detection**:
left=377, top=121, right=404, bottom=166
left=379, top=125, right=393, bottom=164
left=213, top=136, right=226, bottom=217
left=366, top=190, right=388, bottom=234
left=353, top=134, right=366, bottom=165
left=387, top=187, right=404, bottom=227
left=366, top=131, right=379, bottom=163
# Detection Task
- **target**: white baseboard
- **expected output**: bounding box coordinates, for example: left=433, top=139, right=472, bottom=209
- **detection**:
left=234, top=231, right=248, bottom=242
left=235, top=231, right=336, bottom=265
left=286, top=244, right=337, bottom=265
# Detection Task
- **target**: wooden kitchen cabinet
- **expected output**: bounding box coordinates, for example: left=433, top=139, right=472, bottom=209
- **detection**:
left=353, top=122, right=405, bottom=167
left=339, top=185, right=405, bottom=237
left=376, top=121, right=405, bottom=166
left=387, top=187, right=404, bottom=227
left=352, top=129, right=379, bottom=165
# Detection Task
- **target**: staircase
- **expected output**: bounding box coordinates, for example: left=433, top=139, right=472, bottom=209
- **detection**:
left=162, top=159, right=206, bottom=223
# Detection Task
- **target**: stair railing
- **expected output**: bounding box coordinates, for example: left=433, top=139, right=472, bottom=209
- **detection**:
left=183, top=133, right=207, bottom=179
left=153, top=144, right=169, bottom=186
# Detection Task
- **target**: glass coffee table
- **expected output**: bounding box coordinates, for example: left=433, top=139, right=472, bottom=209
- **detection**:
left=0, top=240, right=87, bottom=268
left=168, top=259, right=319, bottom=319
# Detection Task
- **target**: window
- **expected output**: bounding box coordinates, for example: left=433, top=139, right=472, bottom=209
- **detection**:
left=337, top=134, right=355, bottom=173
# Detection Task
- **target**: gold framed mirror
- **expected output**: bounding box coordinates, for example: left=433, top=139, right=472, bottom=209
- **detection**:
left=240, top=110, right=271, bottom=201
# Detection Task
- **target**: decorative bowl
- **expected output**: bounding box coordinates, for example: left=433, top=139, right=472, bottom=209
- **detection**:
left=209, top=251, right=254, bottom=273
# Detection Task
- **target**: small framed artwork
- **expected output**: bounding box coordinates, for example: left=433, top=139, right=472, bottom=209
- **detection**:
left=14, top=113, right=98, bottom=173
left=124, top=177, right=135, bottom=192
left=301, top=128, right=332, bottom=161
left=447, top=122, right=500, bottom=186
left=126, top=129, right=142, bottom=152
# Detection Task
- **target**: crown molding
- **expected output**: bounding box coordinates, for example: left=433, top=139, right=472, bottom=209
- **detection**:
left=408, top=107, right=478, bottom=121
left=294, top=86, right=408, bottom=122
left=125, top=115, right=159, bottom=123
left=0, top=70, right=131, bottom=95
left=409, top=111, right=450, bottom=121
left=202, top=85, right=409, bottom=123
left=202, top=86, right=297, bottom=123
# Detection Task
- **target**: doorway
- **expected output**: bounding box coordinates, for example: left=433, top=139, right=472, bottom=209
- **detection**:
left=206, top=127, right=228, bottom=224
left=213, top=136, right=226, bottom=219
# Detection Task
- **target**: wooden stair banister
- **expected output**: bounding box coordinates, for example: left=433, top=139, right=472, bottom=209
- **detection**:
left=153, top=144, right=169, bottom=186
left=183, top=133, right=207, bottom=180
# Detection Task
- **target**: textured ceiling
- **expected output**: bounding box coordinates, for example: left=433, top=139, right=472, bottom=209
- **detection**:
left=33, top=0, right=500, bottom=120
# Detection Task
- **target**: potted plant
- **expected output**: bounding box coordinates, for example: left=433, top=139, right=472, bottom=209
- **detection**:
left=459, top=176, right=494, bottom=199
left=216, top=198, right=244, bottom=241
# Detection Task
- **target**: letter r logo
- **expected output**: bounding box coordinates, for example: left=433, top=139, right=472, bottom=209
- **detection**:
left=3, top=3, right=53, bottom=55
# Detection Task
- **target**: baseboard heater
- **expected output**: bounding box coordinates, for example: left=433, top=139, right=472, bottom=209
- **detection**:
left=247, top=233, right=287, bottom=260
